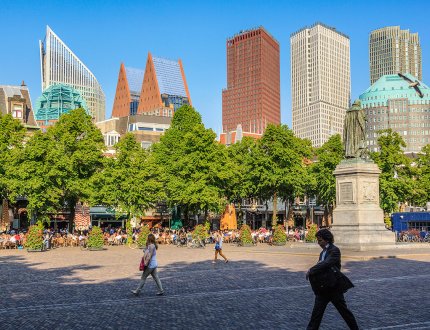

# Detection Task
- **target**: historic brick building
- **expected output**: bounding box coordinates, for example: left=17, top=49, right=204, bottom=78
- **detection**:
left=0, top=81, right=37, bottom=127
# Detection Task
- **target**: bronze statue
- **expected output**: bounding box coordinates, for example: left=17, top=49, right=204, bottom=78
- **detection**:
left=343, top=100, right=366, bottom=159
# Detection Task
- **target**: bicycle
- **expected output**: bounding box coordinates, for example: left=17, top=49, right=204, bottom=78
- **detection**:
left=187, top=239, right=205, bottom=248
left=79, top=239, right=88, bottom=251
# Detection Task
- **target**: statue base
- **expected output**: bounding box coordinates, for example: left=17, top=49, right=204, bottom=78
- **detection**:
left=331, top=160, right=395, bottom=251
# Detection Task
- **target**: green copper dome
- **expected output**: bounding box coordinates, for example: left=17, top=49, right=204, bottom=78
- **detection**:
left=35, top=83, right=89, bottom=124
left=359, top=74, right=430, bottom=108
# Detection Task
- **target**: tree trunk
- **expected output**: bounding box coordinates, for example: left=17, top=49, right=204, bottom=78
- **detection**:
left=272, top=192, right=278, bottom=228
left=1, top=199, right=10, bottom=231
left=287, top=200, right=294, bottom=228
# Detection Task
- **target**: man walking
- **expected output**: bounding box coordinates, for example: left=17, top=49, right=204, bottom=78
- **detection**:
left=306, top=229, right=359, bottom=329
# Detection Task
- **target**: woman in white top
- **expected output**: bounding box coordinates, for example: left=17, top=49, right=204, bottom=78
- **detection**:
left=131, top=234, right=164, bottom=296
left=213, top=231, right=228, bottom=264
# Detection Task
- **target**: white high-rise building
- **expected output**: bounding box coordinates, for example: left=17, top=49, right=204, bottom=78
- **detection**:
left=291, top=23, right=350, bottom=147
left=39, top=26, right=105, bottom=122
left=370, top=26, right=422, bottom=85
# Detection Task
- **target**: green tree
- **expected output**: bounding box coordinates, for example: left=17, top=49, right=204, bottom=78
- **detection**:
left=371, top=129, right=416, bottom=214
left=90, top=133, right=162, bottom=219
left=224, top=137, right=258, bottom=221
left=310, top=134, right=343, bottom=225
left=255, top=124, right=313, bottom=227
left=414, top=144, right=430, bottom=206
left=16, top=131, right=61, bottom=223
left=153, top=105, right=226, bottom=225
left=18, top=109, right=105, bottom=228
left=0, top=113, right=26, bottom=228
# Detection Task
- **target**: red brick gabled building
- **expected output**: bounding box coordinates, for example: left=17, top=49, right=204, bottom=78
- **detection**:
left=138, top=52, right=191, bottom=116
left=112, top=63, right=144, bottom=118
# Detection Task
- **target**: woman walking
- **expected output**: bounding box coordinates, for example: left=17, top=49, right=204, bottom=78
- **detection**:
left=213, top=231, right=228, bottom=264
left=131, top=233, right=164, bottom=296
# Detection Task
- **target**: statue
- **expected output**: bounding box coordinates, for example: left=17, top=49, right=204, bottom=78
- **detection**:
left=343, top=100, right=366, bottom=159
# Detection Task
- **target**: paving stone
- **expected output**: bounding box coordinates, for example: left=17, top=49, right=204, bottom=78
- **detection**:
left=1, top=244, right=429, bottom=329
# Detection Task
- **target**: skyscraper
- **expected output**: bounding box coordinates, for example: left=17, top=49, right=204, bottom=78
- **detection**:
left=370, top=26, right=422, bottom=85
left=112, top=63, right=144, bottom=118
left=291, top=23, right=350, bottom=148
left=39, top=26, right=106, bottom=122
left=222, top=26, right=280, bottom=138
left=137, top=52, right=191, bottom=116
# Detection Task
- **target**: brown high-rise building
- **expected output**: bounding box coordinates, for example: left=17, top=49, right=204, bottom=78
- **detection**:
left=222, top=26, right=280, bottom=138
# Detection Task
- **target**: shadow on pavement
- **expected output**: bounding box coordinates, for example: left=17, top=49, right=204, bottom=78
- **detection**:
left=0, top=252, right=429, bottom=330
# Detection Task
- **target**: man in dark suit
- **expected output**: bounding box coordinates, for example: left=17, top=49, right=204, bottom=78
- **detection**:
left=306, top=229, right=359, bottom=330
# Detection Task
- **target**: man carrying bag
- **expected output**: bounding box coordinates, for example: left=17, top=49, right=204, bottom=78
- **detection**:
left=306, top=229, right=359, bottom=330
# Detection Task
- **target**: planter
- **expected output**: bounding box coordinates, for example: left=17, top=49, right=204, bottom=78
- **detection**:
left=27, top=248, right=46, bottom=252
left=272, top=242, right=287, bottom=246
left=239, top=243, right=255, bottom=247
left=88, top=247, right=105, bottom=251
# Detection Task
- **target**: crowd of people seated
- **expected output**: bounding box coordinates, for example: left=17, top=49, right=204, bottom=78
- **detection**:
left=0, top=231, right=26, bottom=249
left=0, top=225, right=311, bottom=250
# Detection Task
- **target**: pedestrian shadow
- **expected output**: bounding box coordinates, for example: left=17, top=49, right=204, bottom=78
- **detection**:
left=0, top=252, right=429, bottom=330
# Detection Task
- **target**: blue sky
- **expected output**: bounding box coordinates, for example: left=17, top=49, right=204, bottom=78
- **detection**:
left=1, top=0, right=430, bottom=134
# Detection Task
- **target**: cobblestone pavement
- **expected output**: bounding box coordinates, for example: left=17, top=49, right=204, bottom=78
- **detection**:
left=1, top=244, right=430, bottom=330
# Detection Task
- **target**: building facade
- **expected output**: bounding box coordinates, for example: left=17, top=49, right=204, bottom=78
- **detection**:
left=111, top=64, right=144, bottom=118
left=96, top=113, right=172, bottom=154
left=291, top=23, right=350, bottom=148
left=222, top=26, right=280, bottom=138
left=370, top=26, right=422, bottom=85
left=34, top=84, right=88, bottom=130
left=0, top=81, right=37, bottom=127
left=137, top=53, right=191, bottom=117
left=39, top=26, right=106, bottom=122
left=359, top=73, right=430, bottom=154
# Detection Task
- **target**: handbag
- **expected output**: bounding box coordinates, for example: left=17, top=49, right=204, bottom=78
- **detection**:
left=215, top=242, right=220, bottom=250
left=139, top=256, right=145, bottom=271
left=338, top=273, right=354, bottom=293
left=310, top=266, right=354, bottom=294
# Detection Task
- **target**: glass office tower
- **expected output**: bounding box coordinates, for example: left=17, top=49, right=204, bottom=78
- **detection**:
left=39, top=26, right=105, bottom=122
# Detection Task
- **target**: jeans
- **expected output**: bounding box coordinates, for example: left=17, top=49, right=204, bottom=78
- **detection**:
left=135, top=267, right=163, bottom=294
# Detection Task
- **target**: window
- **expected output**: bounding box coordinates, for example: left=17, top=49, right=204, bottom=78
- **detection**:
left=12, top=103, right=23, bottom=119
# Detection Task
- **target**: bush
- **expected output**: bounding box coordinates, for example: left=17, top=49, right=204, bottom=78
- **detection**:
left=87, top=226, right=104, bottom=249
left=26, top=224, right=44, bottom=250
left=306, top=224, right=318, bottom=242
left=192, top=224, right=208, bottom=241
left=137, top=225, right=150, bottom=248
left=126, top=220, right=133, bottom=243
left=384, top=217, right=392, bottom=228
left=272, top=225, right=287, bottom=244
left=239, top=224, right=253, bottom=244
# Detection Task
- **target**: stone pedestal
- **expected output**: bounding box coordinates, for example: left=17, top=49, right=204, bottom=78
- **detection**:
left=331, top=160, right=395, bottom=250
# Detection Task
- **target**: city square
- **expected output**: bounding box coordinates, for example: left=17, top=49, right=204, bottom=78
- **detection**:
left=1, top=244, right=430, bottom=329
left=2, top=1, right=430, bottom=329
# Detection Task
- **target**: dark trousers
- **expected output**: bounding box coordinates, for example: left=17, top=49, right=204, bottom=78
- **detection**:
left=307, top=292, right=358, bottom=330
